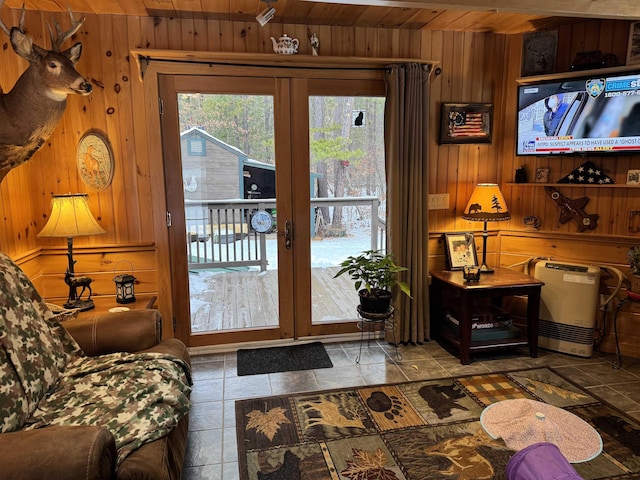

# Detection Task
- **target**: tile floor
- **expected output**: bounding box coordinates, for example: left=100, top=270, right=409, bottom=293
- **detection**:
left=181, top=339, right=640, bottom=480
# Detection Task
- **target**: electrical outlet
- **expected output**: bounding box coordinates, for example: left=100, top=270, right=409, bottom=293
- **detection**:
left=428, top=193, right=449, bottom=210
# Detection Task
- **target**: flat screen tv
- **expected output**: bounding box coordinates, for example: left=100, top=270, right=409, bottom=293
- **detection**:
left=516, top=69, right=640, bottom=156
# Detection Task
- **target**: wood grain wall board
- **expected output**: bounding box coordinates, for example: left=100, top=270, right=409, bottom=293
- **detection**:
left=39, top=269, right=158, bottom=298
left=499, top=232, right=633, bottom=268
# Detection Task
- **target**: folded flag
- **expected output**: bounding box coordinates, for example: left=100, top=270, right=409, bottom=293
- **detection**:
left=557, top=160, right=614, bottom=184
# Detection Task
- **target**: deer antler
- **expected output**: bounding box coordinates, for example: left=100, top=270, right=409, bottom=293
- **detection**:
left=0, top=1, right=26, bottom=36
left=47, top=7, right=85, bottom=51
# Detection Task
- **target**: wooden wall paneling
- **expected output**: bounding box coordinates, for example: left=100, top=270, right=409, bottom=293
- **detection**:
left=499, top=232, right=633, bottom=266
left=111, top=14, right=144, bottom=242
left=206, top=18, right=223, bottom=52
left=353, top=6, right=391, bottom=29
left=373, top=28, right=393, bottom=58
left=426, top=30, right=446, bottom=232
left=313, top=25, right=333, bottom=56
left=613, top=20, right=633, bottom=63
left=192, top=18, right=208, bottom=51
left=38, top=246, right=157, bottom=291
left=97, top=14, right=127, bottom=245
left=219, top=19, right=236, bottom=51
left=129, top=16, right=156, bottom=244
left=80, top=15, right=116, bottom=250
left=166, top=17, right=185, bottom=50
left=178, top=17, right=196, bottom=51
left=287, top=23, right=310, bottom=56
left=149, top=16, right=169, bottom=50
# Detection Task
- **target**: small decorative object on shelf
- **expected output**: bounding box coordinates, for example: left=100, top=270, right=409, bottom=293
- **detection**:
left=627, top=170, right=640, bottom=185
left=544, top=186, right=599, bottom=232
left=523, top=215, right=541, bottom=230
left=535, top=167, right=550, bottom=183
left=557, top=160, right=613, bottom=184
left=270, top=34, right=299, bottom=55
left=309, top=32, right=319, bottom=56
left=515, top=166, right=528, bottom=183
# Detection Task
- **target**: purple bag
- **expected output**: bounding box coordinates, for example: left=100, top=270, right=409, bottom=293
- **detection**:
left=506, top=442, right=584, bottom=480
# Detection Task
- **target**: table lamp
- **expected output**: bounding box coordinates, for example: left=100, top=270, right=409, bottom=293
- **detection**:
left=38, top=194, right=106, bottom=311
left=462, top=183, right=510, bottom=273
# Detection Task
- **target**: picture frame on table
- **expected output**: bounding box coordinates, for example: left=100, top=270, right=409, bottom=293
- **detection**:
left=440, top=103, right=493, bottom=144
left=444, top=232, right=478, bottom=271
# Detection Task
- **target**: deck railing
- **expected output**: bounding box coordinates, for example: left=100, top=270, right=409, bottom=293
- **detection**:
left=185, top=197, right=384, bottom=272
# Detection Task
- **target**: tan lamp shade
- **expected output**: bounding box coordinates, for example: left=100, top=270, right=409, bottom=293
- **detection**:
left=462, top=183, right=511, bottom=222
left=38, top=194, right=106, bottom=238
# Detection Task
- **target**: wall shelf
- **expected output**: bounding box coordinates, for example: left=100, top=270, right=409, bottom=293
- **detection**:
left=505, top=183, right=640, bottom=188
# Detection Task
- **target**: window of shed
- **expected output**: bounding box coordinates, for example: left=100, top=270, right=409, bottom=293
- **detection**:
left=188, top=137, right=206, bottom=156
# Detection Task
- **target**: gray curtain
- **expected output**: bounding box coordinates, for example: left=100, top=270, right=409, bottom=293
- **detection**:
left=384, top=63, right=431, bottom=344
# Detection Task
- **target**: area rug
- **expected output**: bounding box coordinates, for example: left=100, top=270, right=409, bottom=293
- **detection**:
left=235, top=367, right=640, bottom=479
left=236, top=342, right=333, bottom=376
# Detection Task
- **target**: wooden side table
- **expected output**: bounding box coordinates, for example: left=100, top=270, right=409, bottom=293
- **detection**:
left=76, top=294, right=157, bottom=319
left=430, top=268, right=544, bottom=364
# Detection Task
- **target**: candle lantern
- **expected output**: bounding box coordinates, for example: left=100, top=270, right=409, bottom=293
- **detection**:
left=113, top=260, right=136, bottom=304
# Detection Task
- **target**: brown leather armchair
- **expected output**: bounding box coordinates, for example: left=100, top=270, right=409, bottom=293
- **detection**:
left=0, top=309, right=191, bottom=480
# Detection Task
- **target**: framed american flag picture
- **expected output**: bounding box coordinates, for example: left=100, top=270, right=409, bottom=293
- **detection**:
left=440, top=103, right=493, bottom=144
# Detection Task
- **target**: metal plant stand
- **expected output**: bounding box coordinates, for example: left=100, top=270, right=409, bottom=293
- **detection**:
left=355, top=305, right=402, bottom=363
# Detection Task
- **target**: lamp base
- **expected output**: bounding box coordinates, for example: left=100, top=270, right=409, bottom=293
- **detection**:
left=64, top=299, right=95, bottom=312
left=480, top=264, right=494, bottom=274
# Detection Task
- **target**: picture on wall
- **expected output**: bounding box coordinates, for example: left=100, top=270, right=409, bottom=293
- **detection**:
left=440, top=103, right=493, bottom=144
left=521, top=30, right=558, bottom=76
left=627, top=22, right=640, bottom=65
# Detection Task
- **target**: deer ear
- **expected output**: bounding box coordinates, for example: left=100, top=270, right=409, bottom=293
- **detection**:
left=65, top=42, right=83, bottom=64
left=9, top=27, right=36, bottom=61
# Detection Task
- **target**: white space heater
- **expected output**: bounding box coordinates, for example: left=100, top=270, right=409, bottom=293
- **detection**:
left=534, top=261, right=600, bottom=357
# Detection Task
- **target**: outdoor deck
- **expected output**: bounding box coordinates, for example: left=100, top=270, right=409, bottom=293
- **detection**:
left=189, top=266, right=358, bottom=333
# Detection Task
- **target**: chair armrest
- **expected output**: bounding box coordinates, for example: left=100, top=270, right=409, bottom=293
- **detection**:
left=0, top=426, right=116, bottom=480
left=64, top=309, right=162, bottom=356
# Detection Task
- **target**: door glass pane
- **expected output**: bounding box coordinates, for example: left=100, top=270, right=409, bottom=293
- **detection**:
left=178, top=93, right=279, bottom=334
left=309, top=96, right=386, bottom=325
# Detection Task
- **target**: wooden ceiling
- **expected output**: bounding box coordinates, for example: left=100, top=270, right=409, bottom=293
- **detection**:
left=3, top=0, right=639, bottom=34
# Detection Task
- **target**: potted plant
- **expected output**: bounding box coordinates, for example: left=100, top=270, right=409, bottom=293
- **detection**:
left=334, top=249, right=411, bottom=313
left=627, top=246, right=640, bottom=295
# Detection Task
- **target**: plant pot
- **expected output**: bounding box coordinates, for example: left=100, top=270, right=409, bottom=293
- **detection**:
left=358, top=288, right=392, bottom=314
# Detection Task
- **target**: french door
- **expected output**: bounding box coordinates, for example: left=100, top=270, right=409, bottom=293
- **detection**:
left=159, top=68, right=385, bottom=347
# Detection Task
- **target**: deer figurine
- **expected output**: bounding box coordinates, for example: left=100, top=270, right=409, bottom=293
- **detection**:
left=0, top=1, right=92, bottom=182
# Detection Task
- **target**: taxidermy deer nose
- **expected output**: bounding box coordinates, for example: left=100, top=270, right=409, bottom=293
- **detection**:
left=79, top=80, right=92, bottom=94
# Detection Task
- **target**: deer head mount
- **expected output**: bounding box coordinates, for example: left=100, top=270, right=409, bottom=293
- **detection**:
left=0, top=1, right=92, bottom=182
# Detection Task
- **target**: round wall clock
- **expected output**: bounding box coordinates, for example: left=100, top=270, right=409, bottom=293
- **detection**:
left=76, top=132, right=114, bottom=191
left=251, top=210, right=273, bottom=233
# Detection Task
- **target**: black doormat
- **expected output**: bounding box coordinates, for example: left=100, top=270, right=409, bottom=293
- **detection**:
left=236, top=342, right=333, bottom=376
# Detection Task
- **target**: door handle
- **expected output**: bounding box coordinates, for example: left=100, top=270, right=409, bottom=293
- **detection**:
left=284, top=220, right=293, bottom=249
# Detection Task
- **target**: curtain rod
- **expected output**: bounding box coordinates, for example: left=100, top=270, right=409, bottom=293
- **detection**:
left=136, top=54, right=438, bottom=80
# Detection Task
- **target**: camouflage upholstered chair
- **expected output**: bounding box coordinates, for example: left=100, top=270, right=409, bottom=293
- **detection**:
left=0, top=252, right=192, bottom=480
